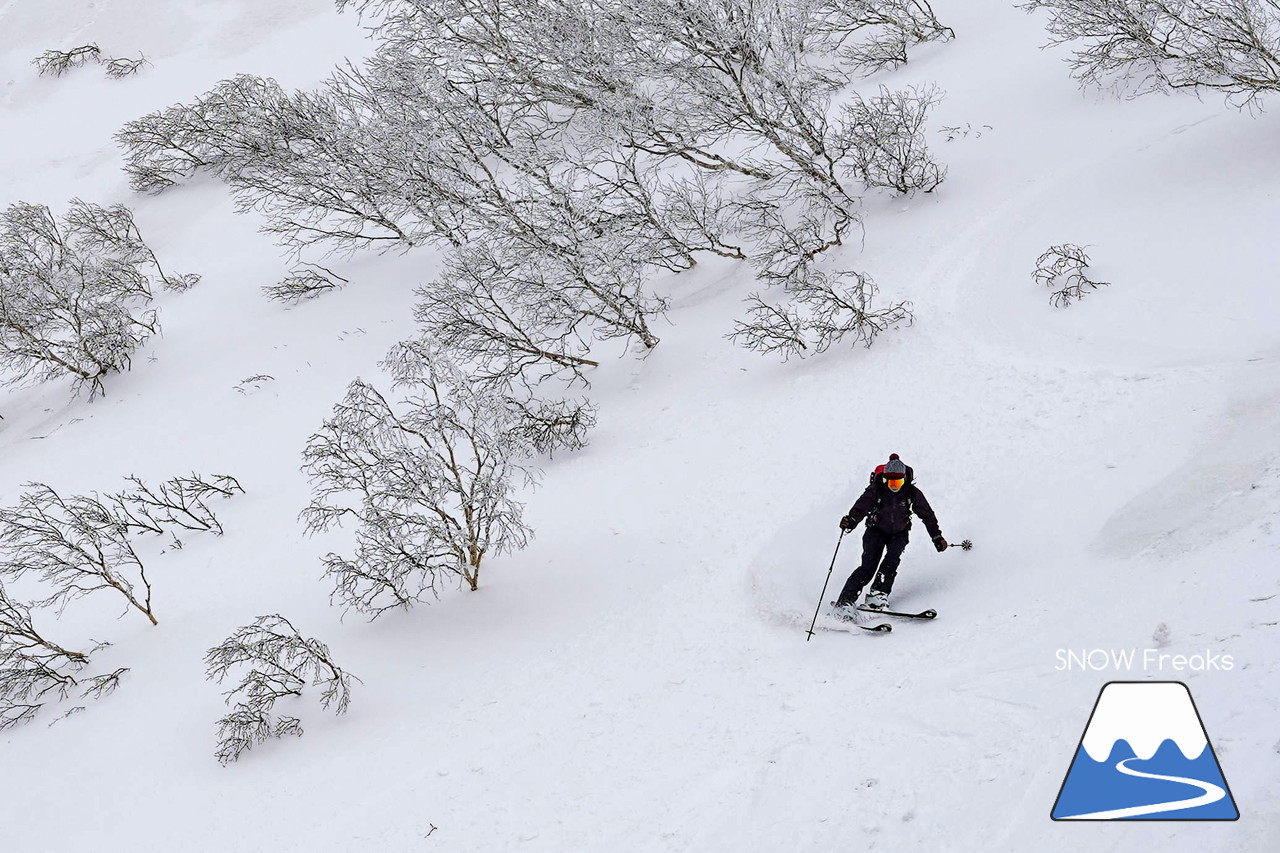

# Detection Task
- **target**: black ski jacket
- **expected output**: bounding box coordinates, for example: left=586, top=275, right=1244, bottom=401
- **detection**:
left=847, top=481, right=942, bottom=539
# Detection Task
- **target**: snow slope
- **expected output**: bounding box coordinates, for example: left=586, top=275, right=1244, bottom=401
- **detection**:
left=1, top=0, right=1278, bottom=850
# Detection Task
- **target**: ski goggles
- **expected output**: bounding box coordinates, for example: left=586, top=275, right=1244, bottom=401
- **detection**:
left=884, top=476, right=905, bottom=487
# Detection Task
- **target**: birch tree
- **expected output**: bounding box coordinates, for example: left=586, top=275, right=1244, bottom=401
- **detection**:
left=300, top=344, right=568, bottom=617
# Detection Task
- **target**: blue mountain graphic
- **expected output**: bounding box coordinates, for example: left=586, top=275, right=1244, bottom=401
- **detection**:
left=1053, top=738, right=1238, bottom=820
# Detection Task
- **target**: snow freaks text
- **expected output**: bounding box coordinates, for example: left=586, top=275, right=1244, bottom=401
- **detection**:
left=1055, top=649, right=1235, bottom=672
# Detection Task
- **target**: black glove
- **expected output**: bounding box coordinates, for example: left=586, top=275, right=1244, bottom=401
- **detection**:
left=839, top=515, right=859, bottom=531
left=932, top=535, right=948, bottom=552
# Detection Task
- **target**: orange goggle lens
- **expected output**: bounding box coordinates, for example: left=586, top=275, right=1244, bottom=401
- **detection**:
left=885, top=476, right=905, bottom=487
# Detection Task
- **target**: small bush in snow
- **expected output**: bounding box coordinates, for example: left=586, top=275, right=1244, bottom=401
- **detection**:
left=301, top=343, right=588, bottom=617
left=107, top=474, right=245, bottom=536
left=31, top=45, right=102, bottom=77
left=504, top=394, right=599, bottom=457
left=841, top=85, right=947, bottom=194
left=0, top=582, right=126, bottom=730
left=204, top=614, right=356, bottom=765
left=729, top=269, right=913, bottom=360
left=104, top=55, right=150, bottom=79
left=1021, top=0, right=1280, bottom=108
left=263, top=264, right=350, bottom=303
left=1033, top=243, right=1109, bottom=307
left=0, top=200, right=199, bottom=397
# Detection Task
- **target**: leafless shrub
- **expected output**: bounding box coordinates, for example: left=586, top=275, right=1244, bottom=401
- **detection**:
left=104, top=55, right=150, bottom=79
left=263, top=264, right=350, bottom=303
left=1034, top=243, right=1109, bottom=307
left=841, top=85, right=947, bottom=194
left=60, top=198, right=199, bottom=292
left=131, top=0, right=951, bottom=323
left=737, top=181, right=862, bottom=288
left=729, top=268, right=913, bottom=359
left=1021, top=0, right=1280, bottom=108
left=504, top=395, right=599, bottom=457
left=31, top=44, right=102, bottom=77
left=204, top=614, right=357, bottom=764
left=809, top=0, right=956, bottom=74
left=109, top=474, right=244, bottom=536
left=414, top=241, right=641, bottom=391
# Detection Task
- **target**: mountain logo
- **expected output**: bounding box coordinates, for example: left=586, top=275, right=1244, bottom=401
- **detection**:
left=1051, top=681, right=1239, bottom=821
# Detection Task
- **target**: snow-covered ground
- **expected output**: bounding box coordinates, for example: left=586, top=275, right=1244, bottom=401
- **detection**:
left=2, top=1, right=1278, bottom=850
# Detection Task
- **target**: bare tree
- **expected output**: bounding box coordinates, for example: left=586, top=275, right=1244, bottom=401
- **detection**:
left=1021, top=0, right=1280, bottom=108
left=1033, top=243, right=1109, bottom=307
left=131, top=0, right=948, bottom=259
left=0, top=484, right=157, bottom=625
left=729, top=268, right=913, bottom=359
left=300, top=344, right=557, bottom=617
left=32, top=44, right=102, bottom=77
left=0, top=200, right=197, bottom=397
left=0, top=475, right=242, bottom=627
left=204, top=614, right=356, bottom=764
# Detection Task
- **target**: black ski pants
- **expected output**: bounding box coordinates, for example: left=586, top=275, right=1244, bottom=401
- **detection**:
left=835, top=526, right=909, bottom=605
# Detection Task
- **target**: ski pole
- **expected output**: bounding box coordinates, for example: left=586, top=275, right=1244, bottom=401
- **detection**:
left=805, top=529, right=847, bottom=642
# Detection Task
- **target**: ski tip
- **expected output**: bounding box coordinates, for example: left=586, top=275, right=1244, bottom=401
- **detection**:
left=920, top=609, right=938, bottom=619
left=863, top=623, right=892, bottom=633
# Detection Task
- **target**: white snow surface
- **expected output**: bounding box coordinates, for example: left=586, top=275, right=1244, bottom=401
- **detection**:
left=2, top=1, right=1279, bottom=851
left=1079, top=682, right=1207, bottom=762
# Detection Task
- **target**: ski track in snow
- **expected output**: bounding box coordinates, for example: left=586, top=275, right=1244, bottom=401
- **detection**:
left=1058, top=757, right=1226, bottom=820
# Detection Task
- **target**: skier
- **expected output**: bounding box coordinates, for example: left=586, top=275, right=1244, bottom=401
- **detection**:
left=833, top=454, right=947, bottom=615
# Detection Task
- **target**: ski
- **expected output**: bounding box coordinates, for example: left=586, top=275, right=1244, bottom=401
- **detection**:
left=856, top=606, right=937, bottom=620
left=821, top=619, right=891, bottom=634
